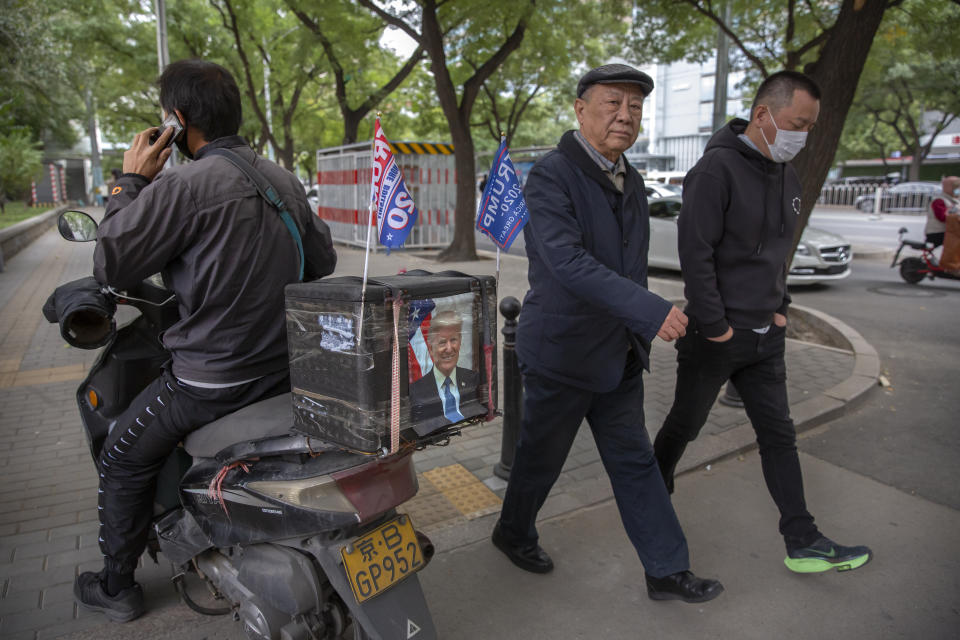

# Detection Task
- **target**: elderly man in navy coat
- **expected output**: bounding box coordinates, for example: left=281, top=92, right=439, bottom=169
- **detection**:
left=491, top=64, right=723, bottom=604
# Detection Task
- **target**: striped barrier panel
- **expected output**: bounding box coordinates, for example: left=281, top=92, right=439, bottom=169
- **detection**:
left=49, top=164, right=60, bottom=203
left=315, top=142, right=457, bottom=250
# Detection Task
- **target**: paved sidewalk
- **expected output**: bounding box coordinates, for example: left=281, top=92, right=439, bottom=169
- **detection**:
left=0, top=213, right=879, bottom=639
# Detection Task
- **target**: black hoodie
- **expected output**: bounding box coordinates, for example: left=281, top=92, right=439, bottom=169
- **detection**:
left=678, top=118, right=799, bottom=338
left=678, top=118, right=800, bottom=337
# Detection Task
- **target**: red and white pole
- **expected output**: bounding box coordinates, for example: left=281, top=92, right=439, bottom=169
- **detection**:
left=59, top=166, right=66, bottom=203
left=48, top=164, right=59, bottom=203
left=31, top=180, right=38, bottom=207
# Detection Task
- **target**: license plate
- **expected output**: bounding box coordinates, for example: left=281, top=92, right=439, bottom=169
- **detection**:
left=341, top=515, right=424, bottom=603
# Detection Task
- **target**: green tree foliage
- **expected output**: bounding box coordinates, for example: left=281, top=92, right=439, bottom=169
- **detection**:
left=0, top=0, right=82, bottom=147
left=208, top=0, right=326, bottom=169
left=838, top=0, right=960, bottom=180
left=0, top=129, right=43, bottom=212
left=357, top=0, right=537, bottom=260
left=629, top=0, right=901, bottom=248
left=472, top=0, right=632, bottom=150
left=286, top=0, right=426, bottom=145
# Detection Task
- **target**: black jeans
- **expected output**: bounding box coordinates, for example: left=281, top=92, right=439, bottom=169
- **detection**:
left=656, top=320, right=819, bottom=548
left=499, top=362, right=690, bottom=578
left=97, top=366, right=290, bottom=576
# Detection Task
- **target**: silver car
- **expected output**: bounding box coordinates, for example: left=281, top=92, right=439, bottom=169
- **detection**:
left=648, top=196, right=852, bottom=285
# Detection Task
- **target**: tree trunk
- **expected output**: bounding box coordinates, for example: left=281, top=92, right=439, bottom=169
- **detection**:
left=440, top=116, right=479, bottom=261
left=343, top=111, right=363, bottom=145
left=909, top=151, right=922, bottom=181
left=791, top=0, right=890, bottom=248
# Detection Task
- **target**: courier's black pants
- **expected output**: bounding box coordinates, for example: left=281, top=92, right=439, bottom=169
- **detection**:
left=498, top=356, right=690, bottom=578
left=655, top=319, right=819, bottom=548
left=97, top=366, right=289, bottom=576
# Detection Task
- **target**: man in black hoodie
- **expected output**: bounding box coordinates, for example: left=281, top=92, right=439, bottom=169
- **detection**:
left=654, top=71, right=871, bottom=574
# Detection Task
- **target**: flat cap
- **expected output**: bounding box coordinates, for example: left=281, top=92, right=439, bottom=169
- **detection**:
left=577, top=63, right=654, bottom=98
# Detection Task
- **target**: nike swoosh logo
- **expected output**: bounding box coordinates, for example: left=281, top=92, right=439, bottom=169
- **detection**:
left=807, top=547, right=837, bottom=558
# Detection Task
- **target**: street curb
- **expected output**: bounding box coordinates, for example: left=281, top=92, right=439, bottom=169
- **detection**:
left=853, top=245, right=896, bottom=260
left=672, top=302, right=880, bottom=479
left=0, top=205, right=70, bottom=270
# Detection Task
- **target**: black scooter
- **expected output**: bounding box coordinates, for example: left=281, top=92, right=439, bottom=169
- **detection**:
left=891, top=226, right=960, bottom=284
left=48, top=211, right=438, bottom=640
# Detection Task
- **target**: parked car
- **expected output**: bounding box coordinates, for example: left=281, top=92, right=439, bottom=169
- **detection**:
left=854, top=181, right=940, bottom=212
left=647, top=196, right=852, bottom=285
left=645, top=181, right=683, bottom=199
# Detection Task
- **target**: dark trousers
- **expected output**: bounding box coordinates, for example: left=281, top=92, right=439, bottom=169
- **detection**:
left=498, top=363, right=690, bottom=578
left=98, top=366, right=289, bottom=576
left=655, top=321, right=819, bottom=548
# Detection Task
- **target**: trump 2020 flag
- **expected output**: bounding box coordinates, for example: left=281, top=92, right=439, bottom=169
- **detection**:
left=476, top=137, right=528, bottom=251
left=371, top=117, right=418, bottom=251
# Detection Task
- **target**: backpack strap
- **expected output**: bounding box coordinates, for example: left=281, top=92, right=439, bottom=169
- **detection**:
left=206, top=148, right=305, bottom=281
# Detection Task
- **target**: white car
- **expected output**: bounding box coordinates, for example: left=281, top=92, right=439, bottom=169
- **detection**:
left=304, top=185, right=319, bottom=214
left=645, top=182, right=683, bottom=199
left=647, top=196, right=852, bottom=285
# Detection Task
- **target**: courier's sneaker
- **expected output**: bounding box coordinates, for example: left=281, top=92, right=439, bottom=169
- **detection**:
left=784, top=536, right=872, bottom=573
left=74, top=571, right=144, bottom=622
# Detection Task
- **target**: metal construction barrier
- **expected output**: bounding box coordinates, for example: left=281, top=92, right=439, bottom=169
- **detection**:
left=817, top=182, right=886, bottom=207
left=817, top=182, right=934, bottom=213
left=315, top=141, right=458, bottom=249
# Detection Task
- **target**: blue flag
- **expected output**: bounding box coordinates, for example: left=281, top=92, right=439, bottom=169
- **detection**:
left=476, top=138, right=529, bottom=251
left=371, top=118, right=418, bottom=251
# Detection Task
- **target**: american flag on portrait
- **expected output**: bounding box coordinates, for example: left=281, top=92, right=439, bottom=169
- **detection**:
left=407, top=299, right=436, bottom=383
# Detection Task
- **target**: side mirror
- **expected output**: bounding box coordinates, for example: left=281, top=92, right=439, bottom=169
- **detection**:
left=58, top=211, right=99, bottom=242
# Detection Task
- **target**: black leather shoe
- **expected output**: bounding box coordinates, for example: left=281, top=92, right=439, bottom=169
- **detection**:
left=646, top=570, right=724, bottom=603
left=491, top=521, right=554, bottom=574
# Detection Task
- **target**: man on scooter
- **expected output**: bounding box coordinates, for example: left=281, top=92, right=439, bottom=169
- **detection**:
left=74, top=59, right=337, bottom=622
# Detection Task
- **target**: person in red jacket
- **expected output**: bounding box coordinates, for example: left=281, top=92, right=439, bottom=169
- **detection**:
left=925, top=175, right=960, bottom=249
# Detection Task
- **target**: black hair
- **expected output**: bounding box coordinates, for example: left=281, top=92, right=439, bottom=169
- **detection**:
left=158, top=60, right=242, bottom=141
left=750, top=70, right=821, bottom=117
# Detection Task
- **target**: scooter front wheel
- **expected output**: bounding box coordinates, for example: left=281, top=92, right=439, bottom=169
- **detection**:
left=900, top=257, right=926, bottom=284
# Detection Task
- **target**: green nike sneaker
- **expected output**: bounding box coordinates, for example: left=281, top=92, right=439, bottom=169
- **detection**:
left=784, top=536, right=872, bottom=573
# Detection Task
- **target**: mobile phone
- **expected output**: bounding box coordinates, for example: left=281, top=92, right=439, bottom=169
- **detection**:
left=149, top=113, right=184, bottom=147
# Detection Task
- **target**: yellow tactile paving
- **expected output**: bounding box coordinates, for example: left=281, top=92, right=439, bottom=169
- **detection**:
left=443, top=482, right=501, bottom=520
left=0, top=364, right=88, bottom=389
left=416, top=464, right=502, bottom=523
left=402, top=487, right=463, bottom=528
left=422, top=463, right=478, bottom=492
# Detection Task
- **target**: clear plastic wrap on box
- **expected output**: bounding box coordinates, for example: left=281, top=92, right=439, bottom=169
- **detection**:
left=284, top=272, right=497, bottom=453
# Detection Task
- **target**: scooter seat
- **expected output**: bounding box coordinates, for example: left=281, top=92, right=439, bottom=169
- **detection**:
left=184, top=393, right=294, bottom=459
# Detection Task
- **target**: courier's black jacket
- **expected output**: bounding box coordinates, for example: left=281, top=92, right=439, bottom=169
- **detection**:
left=678, top=119, right=797, bottom=337
left=517, top=130, right=672, bottom=393
left=94, top=136, right=336, bottom=384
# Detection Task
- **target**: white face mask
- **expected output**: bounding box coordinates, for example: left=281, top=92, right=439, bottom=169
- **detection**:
left=760, top=110, right=808, bottom=163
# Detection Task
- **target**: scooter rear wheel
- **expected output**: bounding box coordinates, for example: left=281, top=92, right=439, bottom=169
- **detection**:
left=900, top=257, right=926, bottom=284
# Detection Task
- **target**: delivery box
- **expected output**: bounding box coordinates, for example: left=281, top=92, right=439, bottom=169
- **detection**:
left=284, top=271, right=497, bottom=453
